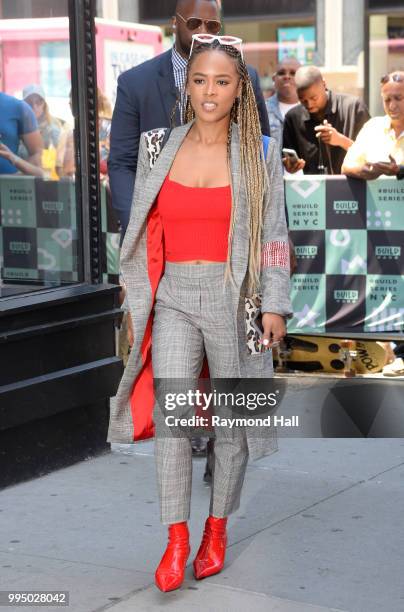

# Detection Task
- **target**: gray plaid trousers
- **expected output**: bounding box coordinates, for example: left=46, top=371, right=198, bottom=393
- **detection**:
left=152, top=262, right=249, bottom=524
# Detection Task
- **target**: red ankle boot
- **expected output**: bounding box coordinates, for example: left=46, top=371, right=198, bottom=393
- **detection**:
left=193, top=516, right=227, bottom=580
left=155, top=522, right=190, bottom=592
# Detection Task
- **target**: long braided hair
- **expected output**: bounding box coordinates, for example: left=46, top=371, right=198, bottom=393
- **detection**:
left=184, top=41, right=268, bottom=294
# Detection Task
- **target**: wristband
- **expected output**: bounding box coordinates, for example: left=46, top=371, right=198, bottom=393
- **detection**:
left=397, top=166, right=404, bottom=180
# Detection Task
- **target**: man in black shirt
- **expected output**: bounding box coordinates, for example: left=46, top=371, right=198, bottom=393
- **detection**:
left=283, top=66, right=370, bottom=174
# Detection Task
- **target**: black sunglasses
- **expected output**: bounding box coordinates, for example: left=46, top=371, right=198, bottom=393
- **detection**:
left=176, top=12, right=221, bottom=35
left=380, top=73, right=404, bottom=84
left=275, top=69, right=297, bottom=77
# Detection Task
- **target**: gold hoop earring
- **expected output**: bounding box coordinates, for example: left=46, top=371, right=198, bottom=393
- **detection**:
left=185, top=95, right=195, bottom=122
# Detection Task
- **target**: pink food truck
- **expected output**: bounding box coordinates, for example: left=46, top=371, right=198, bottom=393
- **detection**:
left=0, top=16, right=163, bottom=121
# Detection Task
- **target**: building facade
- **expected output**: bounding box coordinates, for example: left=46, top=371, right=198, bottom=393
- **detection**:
left=134, top=0, right=404, bottom=113
left=3, top=0, right=402, bottom=112
left=0, top=0, right=122, bottom=487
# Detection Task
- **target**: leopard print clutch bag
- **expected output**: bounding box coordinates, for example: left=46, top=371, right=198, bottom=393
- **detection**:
left=245, top=293, right=263, bottom=355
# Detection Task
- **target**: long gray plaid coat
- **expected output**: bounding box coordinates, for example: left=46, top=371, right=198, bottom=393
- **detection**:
left=107, top=122, right=292, bottom=461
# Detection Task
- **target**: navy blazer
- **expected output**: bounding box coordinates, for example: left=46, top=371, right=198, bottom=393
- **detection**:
left=108, top=48, right=270, bottom=236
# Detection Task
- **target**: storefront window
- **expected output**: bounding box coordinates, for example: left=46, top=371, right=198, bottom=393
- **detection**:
left=369, top=11, right=404, bottom=116
left=0, top=0, right=82, bottom=297
left=93, top=18, right=163, bottom=284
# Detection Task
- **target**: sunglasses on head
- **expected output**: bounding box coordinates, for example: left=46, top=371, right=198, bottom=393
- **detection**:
left=380, top=73, right=404, bottom=84
left=176, top=12, right=221, bottom=35
left=189, top=33, right=244, bottom=60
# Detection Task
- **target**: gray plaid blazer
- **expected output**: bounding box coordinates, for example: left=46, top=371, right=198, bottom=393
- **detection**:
left=107, top=122, right=292, bottom=461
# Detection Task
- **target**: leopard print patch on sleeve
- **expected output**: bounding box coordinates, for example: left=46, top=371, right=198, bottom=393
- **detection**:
left=144, top=128, right=168, bottom=169
left=261, top=241, right=289, bottom=268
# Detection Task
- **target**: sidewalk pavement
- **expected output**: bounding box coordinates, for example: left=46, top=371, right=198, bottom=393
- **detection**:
left=0, top=438, right=403, bottom=612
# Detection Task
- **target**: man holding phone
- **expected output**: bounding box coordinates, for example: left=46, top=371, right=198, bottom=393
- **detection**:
left=342, top=71, right=404, bottom=180
left=282, top=66, right=370, bottom=174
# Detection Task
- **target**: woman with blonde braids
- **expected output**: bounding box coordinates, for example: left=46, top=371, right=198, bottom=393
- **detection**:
left=108, top=36, right=292, bottom=592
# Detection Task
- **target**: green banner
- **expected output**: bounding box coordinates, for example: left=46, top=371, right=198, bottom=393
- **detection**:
left=286, top=176, right=404, bottom=334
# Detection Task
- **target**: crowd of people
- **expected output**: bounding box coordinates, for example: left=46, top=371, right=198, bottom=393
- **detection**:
left=0, top=85, right=112, bottom=180
left=1, top=17, right=403, bottom=185
left=267, top=61, right=404, bottom=181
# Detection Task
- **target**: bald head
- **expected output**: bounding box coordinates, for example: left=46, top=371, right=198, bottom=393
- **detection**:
left=173, top=0, right=221, bottom=58
left=274, top=56, right=301, bottom=75
left=175, top=0, right=218, bottom=13
left=272, top=57, right=301, bottom=103
left=294, top=66, right=323, bottom=91
left=294, top=66, right=328, bottom=115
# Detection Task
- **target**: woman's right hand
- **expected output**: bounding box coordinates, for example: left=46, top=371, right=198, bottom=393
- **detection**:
left=260, top=313, right=286, bottom=349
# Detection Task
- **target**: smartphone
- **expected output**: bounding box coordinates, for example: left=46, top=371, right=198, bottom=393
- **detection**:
left=366, top=150, right=392, bottom=164
left=282, top=148, right=299, bottom=162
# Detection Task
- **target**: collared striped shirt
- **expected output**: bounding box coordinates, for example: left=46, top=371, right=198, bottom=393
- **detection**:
left=171, top=46, right=188, bottom=124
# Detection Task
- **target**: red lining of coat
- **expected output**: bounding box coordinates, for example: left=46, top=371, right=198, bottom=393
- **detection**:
left=129, top=204, right=212, bottom=442
left=129, top=204, right=163, bottom=441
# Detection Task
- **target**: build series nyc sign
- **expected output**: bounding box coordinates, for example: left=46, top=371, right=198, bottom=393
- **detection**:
left=285, top=176, right=404, bottom=334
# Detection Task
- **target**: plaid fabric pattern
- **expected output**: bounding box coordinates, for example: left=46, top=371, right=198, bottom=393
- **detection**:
left=261, top=240, right=289, bottom=268
left=152, top=263, right=248, bottom=524
left=108, top=124, right=289, bottom=463
left=171, top=46, right=187, bottom=124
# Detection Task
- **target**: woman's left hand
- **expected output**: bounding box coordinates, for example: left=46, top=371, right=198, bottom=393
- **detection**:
left=260, top=313, right=286, bottom=350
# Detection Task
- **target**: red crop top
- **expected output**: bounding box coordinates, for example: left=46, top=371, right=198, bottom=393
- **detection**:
left=156, top=175, right=232, bottom=262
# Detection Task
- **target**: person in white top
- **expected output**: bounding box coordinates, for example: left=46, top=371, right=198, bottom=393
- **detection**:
left=342, top=71, right=404, bottom=180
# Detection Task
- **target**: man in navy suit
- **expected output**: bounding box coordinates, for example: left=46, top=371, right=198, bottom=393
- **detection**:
left=108, top=0, right=270, bottom=236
